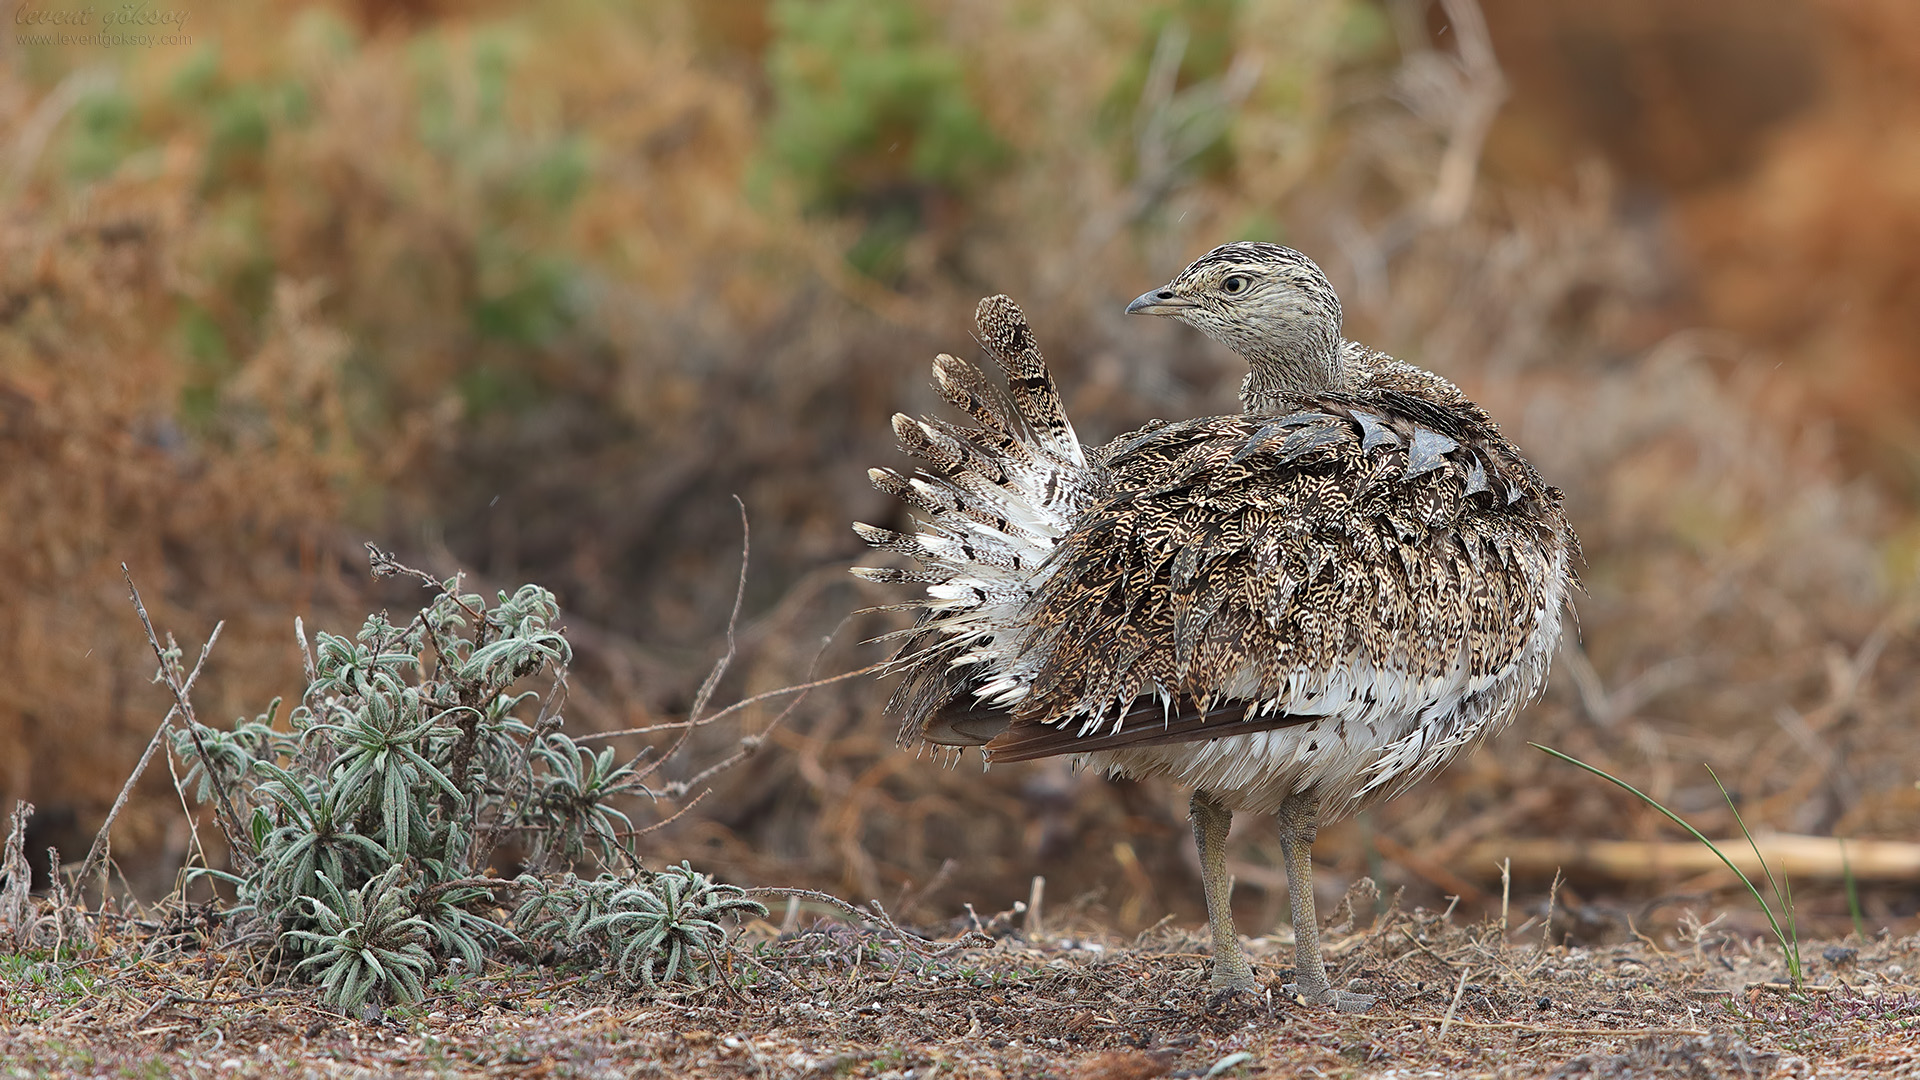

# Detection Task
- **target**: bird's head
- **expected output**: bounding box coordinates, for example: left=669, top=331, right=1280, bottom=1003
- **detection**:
left=1127, top=242, right=1346, bottom=406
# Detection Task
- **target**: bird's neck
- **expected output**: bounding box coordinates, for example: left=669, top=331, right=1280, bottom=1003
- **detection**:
left=1237, top=327, right=1347, bottom=411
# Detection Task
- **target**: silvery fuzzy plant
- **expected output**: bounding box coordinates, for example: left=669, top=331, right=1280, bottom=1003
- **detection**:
left=513, top=862, right=767, bottom=989
left=174, top=557, right=763, bottom=1014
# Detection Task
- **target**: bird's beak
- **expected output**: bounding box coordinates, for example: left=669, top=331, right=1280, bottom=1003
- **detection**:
left=1126, top=288, right=1194, bottom=317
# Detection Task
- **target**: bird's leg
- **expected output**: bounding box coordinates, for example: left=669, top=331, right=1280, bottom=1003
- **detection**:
left=1278, top=790, right=1375, bottom=1012
left=1190, top=788, right=1255, bottom=992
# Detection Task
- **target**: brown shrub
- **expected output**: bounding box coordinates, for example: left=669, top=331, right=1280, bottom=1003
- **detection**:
left=0, top=146, right=360, bottom=885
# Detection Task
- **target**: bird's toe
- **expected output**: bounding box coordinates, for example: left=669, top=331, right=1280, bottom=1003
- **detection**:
left=1284, top=981, right=1377, bottom=1013
left=1331, top=989, right=1378, bottom=1013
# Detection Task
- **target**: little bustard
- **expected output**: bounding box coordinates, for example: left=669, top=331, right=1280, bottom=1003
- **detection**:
left=854, top=243, right=1578, bottom=1012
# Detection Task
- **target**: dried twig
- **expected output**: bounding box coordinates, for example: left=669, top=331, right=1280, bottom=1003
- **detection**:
left=655, top=611, right=838, bottom=801
left=635, top=497, right=750, bottom=786
left=1465, top=835, right=1920, bottom=883
left=747, top=887, right=993, bottom=959
left=1, top=801, right=34, bottom=948
left=1435, top=965, right=1472, bottom=1044
left=1398, top=924, right=1469, bottom=974
left=624, top=788, right=711, bottom=840
left=895, top=858, right=961, bottom=924
left=82, top=568, right=242, bottom=887
left=1422, top=1018, right=1711, bottom=1038
left=693, top=496, right=751, bottom=725
left=578, top=661, right=888, bottom=743
left=366, top=542, right=485, bottom=624
left=363, top=540, right=438, bottom=588
left=1421, top=0, right=1504, bottom=228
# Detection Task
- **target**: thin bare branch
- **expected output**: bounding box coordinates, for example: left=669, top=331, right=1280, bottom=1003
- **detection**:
left=656, top=620, right=837, bottom=799
left=86, top=568, right=244, bottom=886
left=578, top=661, right=887, bottom=744
left=693, top=496, right=752, bottom=724
left=75, top=705, right=180, bottom=892
left=746, top=887, right=994, bottom=958
left=365, top=542, right=483, bottom=622
left=1435, top=965, right=1472, bottom=1044
left=634, top=499, right=750, bottom=786
left=625, top=788, right=711, bottom=839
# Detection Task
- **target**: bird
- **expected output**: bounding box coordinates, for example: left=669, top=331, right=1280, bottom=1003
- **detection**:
left=853, top=242, right=1577, bottom=1012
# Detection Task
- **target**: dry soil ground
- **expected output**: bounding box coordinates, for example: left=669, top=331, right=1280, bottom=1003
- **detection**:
left=4, top=898, right=1917, bottom=1079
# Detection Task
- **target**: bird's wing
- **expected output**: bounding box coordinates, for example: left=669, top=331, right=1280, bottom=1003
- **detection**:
left=975, top=388, right=1573, bottom=775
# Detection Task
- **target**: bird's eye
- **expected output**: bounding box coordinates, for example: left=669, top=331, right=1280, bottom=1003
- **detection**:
left=1221, top=275, right=1250, bottom=295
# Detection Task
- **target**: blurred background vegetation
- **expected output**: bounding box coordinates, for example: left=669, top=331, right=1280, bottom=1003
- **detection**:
left=4, top=0, right=1919, bottom=942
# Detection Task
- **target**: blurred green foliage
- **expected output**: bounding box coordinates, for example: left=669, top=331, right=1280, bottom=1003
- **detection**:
left=763, top=0, right=1005, bottom=278
left=409, top=31, right=591, bottom=364
left=61, top=91, right=137, bottom=182
left=765, top=0, right=1003, bottom=207
left=44, top=18, right=600, bottom=427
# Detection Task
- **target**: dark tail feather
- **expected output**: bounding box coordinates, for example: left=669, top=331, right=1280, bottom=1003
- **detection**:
left=973, top=295, right=1082, bottom=465
left=921, top=694, right=1323, bottom=762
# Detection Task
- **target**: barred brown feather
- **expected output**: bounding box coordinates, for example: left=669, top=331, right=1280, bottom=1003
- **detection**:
left=854, top=243, right=1578, bottom=1010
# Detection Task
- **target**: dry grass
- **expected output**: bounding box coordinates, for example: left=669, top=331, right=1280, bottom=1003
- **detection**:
left=3, top=894, right=1916, bottom=1077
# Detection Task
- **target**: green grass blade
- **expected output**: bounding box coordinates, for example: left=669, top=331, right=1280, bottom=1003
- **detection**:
left=1704, top=764, right=1801, bottom=988
left=1840, top=838, right=1866, bottom=940
left=1704, top=766, right=1786, bottom=915
left=1530, top=743, right=1795, bottom=980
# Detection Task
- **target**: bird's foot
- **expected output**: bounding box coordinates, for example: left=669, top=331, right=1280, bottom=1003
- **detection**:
left=1285, top=979, right=1377, bottom=1013
left=1206, top=954, right=1258, bottom=991
left=1204, top=964, right=1260, bottom=1009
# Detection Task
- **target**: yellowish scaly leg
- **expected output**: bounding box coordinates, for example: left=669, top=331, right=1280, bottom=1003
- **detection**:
left=1278, top=789, right=1375, bottom=1012
left=1190, top=789, right=1255, bottom=991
